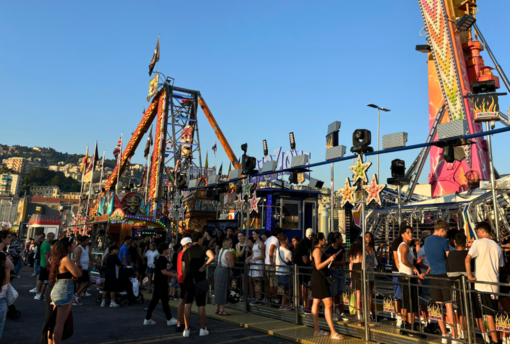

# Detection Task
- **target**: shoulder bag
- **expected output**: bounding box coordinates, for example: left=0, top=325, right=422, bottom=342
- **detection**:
left=312, top=248, right=335, bottom=286
left=6, top=284, right=18, bottom=306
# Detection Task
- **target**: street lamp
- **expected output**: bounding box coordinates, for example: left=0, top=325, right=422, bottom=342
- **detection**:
left=367, top=104, right=391, bottom=179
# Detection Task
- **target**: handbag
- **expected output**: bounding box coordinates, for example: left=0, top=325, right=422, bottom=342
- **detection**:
left=312, top=248, right=334, bottom=286
left=349, top=292, right=357, bottom=315
left=6, top=284, right=18, bottom=306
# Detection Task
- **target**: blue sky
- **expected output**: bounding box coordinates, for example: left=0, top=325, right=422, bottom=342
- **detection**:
left=1, top=1, right=509, bottom=188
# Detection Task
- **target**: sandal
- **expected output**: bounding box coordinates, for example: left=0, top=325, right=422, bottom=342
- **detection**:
left=330, top=333, right=344, bottom=340
left=215, top=310, right=219, bottom=314
left=219, top=311, right=231, bottom=316
left=314, top=330, right=329, bottom=337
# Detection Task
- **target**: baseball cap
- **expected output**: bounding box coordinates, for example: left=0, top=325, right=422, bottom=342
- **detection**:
left=305, top=228, right=313, bottom=239
left=180, top=237, right=192, bottom=246
left=420, top=230, right=431, bottom=240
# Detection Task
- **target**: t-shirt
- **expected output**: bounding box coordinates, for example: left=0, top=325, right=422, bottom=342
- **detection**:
left=170, top=250, right=179, bottom=271
left=183, top=244, right=209, bottom=288
left=468, top=238, right=504, bottom=293
left=177, top=251, right=185, bottom=283
left=40, top=241, right=51, bottom=268
left=293, top=241, right=311, bottom=267
left=276, top=247, right=292, bottom=275
left=424, top=235, right=449, bottom=275
left=129, top=245, right=138, bottom=266
left=390, top=236, right=403, bottom=272
left=325, top=245, right=345, bottom=269
left=106, top=255, right=122, bottom=278
left=265, top=236, right=280, bottom=265
left=145, top=250, right=160, bottom=268
left=137, top=242, right=147, bottom=266
left=417, top=247, right=429, bottom=274
left=446, top=250, right=469, bottom=278
left=154, top=255, right=169, bottom=289
left=119, top=244, right=129, bottom=265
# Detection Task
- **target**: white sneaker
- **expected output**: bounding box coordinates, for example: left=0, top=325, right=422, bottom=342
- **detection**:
left=143, top=319, right=156, bottom=325
left=199, top=327, right=209, bottom=336
left=396, top=315, right=402, bottom=328
left=340, top=313, right=349, bottom=321
left=29, top=287, right=37, bottom=293
left=110, top=302, right=120, bottom=308
left=167, top=318, right=178, bottom=326
left=34, top=294, right=41, bottom=300
left=85, top=292, right=92, bottom=297
left=442, top=334, right=450, bottom=344
left=183, top=329, right=190, bottom=337
left=30, top=273, right=36, bottom=277
left=101, top=302, right=106, bottom=307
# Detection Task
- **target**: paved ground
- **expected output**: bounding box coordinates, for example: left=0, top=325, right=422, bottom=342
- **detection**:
left=3, top=268, right=293, bottom=344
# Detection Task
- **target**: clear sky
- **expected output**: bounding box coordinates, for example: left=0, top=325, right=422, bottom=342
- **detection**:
left=1, top=1, right=509, bottom=189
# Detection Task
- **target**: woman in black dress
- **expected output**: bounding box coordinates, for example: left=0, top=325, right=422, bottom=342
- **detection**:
left=310, top=233, right=343, bottom=340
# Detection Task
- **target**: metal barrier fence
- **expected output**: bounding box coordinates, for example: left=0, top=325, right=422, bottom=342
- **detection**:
left=202, top=261, right=510, bottom=344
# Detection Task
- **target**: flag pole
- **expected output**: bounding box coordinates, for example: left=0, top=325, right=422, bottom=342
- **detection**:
left=85, top=140, right=97, bottom=218
left=78, top=145, right=89, bottom=208
left=99, top=150, right=105, bottom=190
left=145, top=148, right=152, bottom=204
left=116, top=133, right=123, bottom=193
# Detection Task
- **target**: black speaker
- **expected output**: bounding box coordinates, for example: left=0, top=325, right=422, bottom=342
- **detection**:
left=309, top=178, right=324, bottom=189
left=442, top=145, right=455, bottom=163
left=176, top=173, right=187, bottom=189
left=352, top=129, right=371, bottom=147
left=205, top=190, right=214, bottom=198
left=289, top=172, right=299, bottom=184
left=242, top=155, right=257, bottom=175
left=391, top=159, right=406, bottom=178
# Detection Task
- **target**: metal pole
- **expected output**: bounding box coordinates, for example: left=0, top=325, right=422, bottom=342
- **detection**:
left=377, top=108, right=380, bottom=180
left=473, top=23, right=510, bottom=93
left=485, top=121, right=500, bottom=241
left=294, top=264, right=299, bottom=324
left=361, top=182, right=370, bottom=341
left=397, top=184, right=402, bottom=224
left=461, top=276, right=473, bottom=344
left=244, top=200, right=250, bottom=313
left=330, top=163, right=334, bottom=236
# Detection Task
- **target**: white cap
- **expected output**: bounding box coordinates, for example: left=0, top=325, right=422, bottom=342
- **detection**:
left=305, top=228, right=313, bottom=238
left=180, top=237, right=192, bottom=246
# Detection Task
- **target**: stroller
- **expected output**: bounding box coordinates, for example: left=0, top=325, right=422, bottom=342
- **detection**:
left=96, top=267, right=145, bottom=306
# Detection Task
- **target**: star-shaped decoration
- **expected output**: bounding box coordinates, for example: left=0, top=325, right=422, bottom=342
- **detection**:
left=178, top=206, right=186, bottom=220
left=349, top=155, right=372, bottom=185
left=362, top=175, right=386, bottom=206
left=174, top=193, right=182, bottom=205
left=248, top=192, right=261, bottom=213
left=242, top=179, right=253, bottom=198
left=234, top=194, right=245, bottom=213
left=340, top=178, right=357, bottom=207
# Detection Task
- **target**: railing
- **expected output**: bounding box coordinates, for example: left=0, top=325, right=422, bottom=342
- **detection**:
left=202, top=261, right=510, bottom=344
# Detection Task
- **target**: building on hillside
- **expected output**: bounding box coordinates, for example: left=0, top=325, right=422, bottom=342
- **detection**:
left=0, top=174, right=21, bottom=196
left=4, top=157, right=40, bottom=174
left=30, top=186, right=61, bottom=197
left=61, top=192, right=80, bottom=200
left=33, top=146, right=43, bottom=152
left=49, top=165, right=59, bottom=172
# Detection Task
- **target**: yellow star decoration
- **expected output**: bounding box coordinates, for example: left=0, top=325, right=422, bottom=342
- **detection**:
left=340, top=178, right=357, bottom=208
left=362, top=175, right=386, bottom=206
left=349, top=155, right=372, bottom=184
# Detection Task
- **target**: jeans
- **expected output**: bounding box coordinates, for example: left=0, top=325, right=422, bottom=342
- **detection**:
left=35, top=259, right=41, bottom=275
left=0, top=298, right=7, bottom=340
left=14, top=257, right=23, bottom=275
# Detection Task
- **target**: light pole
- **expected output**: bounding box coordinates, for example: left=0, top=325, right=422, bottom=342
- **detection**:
left=367, top=104, right=391, bottom=180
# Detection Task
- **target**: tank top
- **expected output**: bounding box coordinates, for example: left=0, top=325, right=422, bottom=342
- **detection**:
left=366, top=248, right=376, bottom=272
left=202, top=237, right=211, bottom=249
left=237, top=243, right=246, bottom=262
left=252, top=242, right=262, bottom=261
left=397, top=242, right=414, bottom=276
left=78, top=245, right=89, bottom=270
left=219, top=248, right=229, bottom=267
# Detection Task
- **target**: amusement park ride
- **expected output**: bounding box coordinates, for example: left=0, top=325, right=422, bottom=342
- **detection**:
left=76, top=0, right=510, bottom=249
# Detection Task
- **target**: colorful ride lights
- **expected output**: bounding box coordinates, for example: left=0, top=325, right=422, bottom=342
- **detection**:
left=350, top=129, right=373, bottom=155
left=241, top=143, right=257, bottom=175
left=456, top=15, right=476, bottom=32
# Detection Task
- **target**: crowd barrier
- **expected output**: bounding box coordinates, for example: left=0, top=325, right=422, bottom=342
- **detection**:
left=200, top=262, right=510, bottom=344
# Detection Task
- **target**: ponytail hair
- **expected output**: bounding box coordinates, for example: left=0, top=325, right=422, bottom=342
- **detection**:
left=348, top=236, right=363, bottom=260
left=311, top=232, right=325, bottom=247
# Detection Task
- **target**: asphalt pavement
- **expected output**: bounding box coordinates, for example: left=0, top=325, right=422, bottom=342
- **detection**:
left=3, top=267, right=293, bottom=344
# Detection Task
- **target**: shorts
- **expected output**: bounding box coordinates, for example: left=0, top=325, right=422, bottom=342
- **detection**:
left=34, top=259, right=41, bottom=275
left=249, top=261, right=263, bottom=278
left=277, top=275, right=290, bottom=291
left=104, top=277, right=119, bottom=293
left=330, top=269, right=345, bottom=297
left=430, top=274, right=452, bottom=303
left=39, top=268, right=50, bottom=283
left=77, top=270, right=90, bottom=284
left=351, top=263, right=362, bottom=291
left=265, top=265, right=278, bottom=287
left=392, top=275, right=402, bottom=301
left=399, top=276, right=419, bottom=313
left=50, top=280, right=75, bottom=306
left=181, top=283, right=207, bottom=307
left=419, top=278, right=431, bottom=306
left=472, top=291, right=498, bottom=318
left=145, top=267, right=154, bottom=274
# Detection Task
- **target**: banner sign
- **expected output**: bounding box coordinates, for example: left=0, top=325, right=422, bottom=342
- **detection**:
left=496, top=312, right=510, bottom=332
left=473, top=94, right=500, bottom=122
left=250, top=147, right=311, bottom=183
left=383, top=296, right=395, bottom=313
left=428, top=303, right=443, bottom=321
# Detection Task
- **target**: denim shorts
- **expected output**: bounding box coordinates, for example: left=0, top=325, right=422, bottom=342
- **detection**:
left=34, top=259, right=41, bottom=275
left=393, top=275, right=402, bottom=301
left=277, top=275, right=290, bottom=290
left=330, top=269, right=345, bottom=296
left=51, top=280, right=75, bottom=306
left=145, top=267, right=154, bottom=274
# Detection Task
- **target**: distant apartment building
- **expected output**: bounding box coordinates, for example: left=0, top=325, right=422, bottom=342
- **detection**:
left=4, top=157, right=40, bottom=174
left=61, top=192, right=80, bottom=200
left=0, top=174, right=21, bottom=196
left=49, top=165, right=60, bottom=172
left=30, top=186, right=61, bottom=197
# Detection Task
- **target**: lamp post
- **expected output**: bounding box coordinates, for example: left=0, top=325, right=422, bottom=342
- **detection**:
left=367, top=104, right=391, bottom=180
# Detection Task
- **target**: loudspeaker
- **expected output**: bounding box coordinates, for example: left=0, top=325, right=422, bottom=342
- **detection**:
left=391, top=159, right=406, bottom=178
left=242, top=155, right=257, bottom=175
left=437, top=120, right=469, bottom=140
left=326, top=145, right=346, bottom=161
left=382, top=132, right=408, bottom=150
left=228, top=169, right=242, bottom=180
left=352, top=129, right=371, bottom=147
left=327, top=121, right=341, bottom=135
left=309, top=178, right=324, bottom=189
left=290, top=154, right=309, bottom=168
left=208, top=174, right=220, bottom=185
left=188, top=179, right=199, bottom=188
left=289, top=172, right=299, bottom=184
left=442, top=145, right=455, bottom=163
left=260, top=160, right=277, bottom=173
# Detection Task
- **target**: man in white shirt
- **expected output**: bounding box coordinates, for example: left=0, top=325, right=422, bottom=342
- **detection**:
left=275, top=235, right=292, bottom=311
left=466, top=222, right=504, bottom=344
left=265, top=227, right=282, bottom=304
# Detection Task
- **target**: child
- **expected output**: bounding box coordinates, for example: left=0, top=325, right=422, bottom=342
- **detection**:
left=102, top=245, right=124, bottom=308
left=446, top=232, right=468, bottom=340
left=144, top=243, right=160, bottom=293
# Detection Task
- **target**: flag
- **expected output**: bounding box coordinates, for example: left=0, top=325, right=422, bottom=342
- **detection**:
left=204, top=151, right=208, bottom=170
left=80, top=152, right=88, bottom=173
left=113, top=135, right=122, bottom=158
left=140, top=166, right=147, bottom=187
left=87, top=142, right=98, bottom=174
left=228, top=163, right=231, bottom=174
left=212, top=141, right=217, bottom=156
left=218, top=163, right=223, bottom=177
left=144, top=126, right=153, bottom=159
left=148, top=36, right=160, bottom=76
